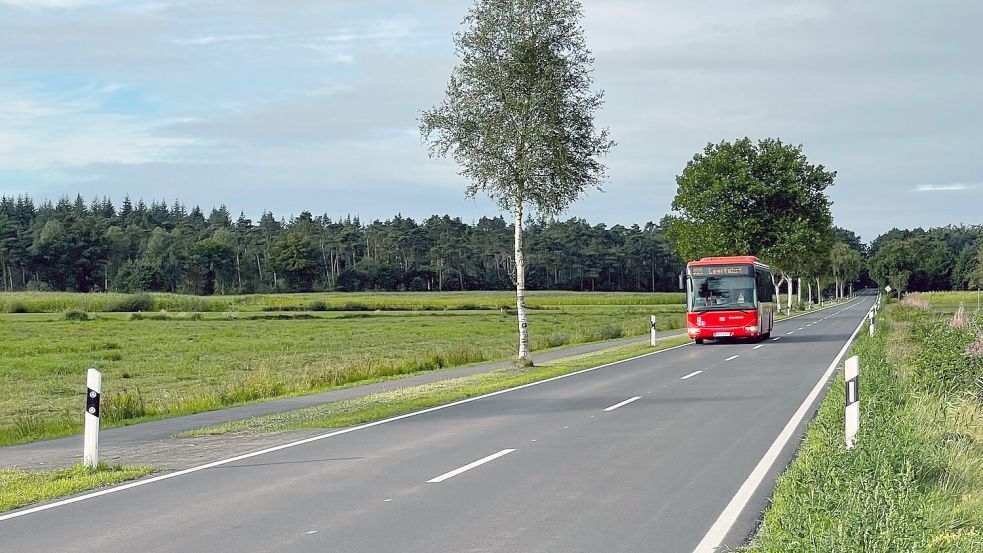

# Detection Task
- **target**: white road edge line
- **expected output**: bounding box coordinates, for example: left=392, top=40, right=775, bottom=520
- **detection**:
left=725, top=355, right=740, bottom=361
left=426, top=449, right=516, bottom=483
left=691, top=299, right=874, bottom=553
left=680, top=371, right=703, bottom=380
left=604, top=396, right=642, bottom=411
left=0, top=341, right=696, bottom=522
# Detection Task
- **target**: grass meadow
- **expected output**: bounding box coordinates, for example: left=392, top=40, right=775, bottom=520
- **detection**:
left=911, top=290, right=983, bottom=312
left=742, top=295, right=983, bottom=551
left=0, top=290, right=685, bottom=314
left=0, top=291, right=685, bottom=446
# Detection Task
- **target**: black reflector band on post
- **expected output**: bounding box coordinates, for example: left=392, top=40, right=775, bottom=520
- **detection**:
left=86, top=388, right=100, bottom=417
left=845, top=376, right=859, bottom=407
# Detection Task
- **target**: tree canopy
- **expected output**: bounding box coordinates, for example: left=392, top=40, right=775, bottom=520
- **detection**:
left=665, top=137, right=836, bottom=277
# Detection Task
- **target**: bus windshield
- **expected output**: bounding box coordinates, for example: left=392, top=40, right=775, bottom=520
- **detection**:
left=689, top=275, right=756, bottom=311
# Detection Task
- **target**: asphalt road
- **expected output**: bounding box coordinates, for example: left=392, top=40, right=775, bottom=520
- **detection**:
left=1, top=296, right=874, bottom=553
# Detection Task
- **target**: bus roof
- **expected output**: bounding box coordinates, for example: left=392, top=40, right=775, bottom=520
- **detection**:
left=687, top=256, right=769, bottom=269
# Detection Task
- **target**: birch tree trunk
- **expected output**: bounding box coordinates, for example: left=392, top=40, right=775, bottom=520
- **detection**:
left=514, top=202, right=530, bottom=362
left=797, top=277, right=803, bottom=306
left=784, top=274, right=793, bottom=312
left=808, top=281, right=813, bottom=308
left=235, top=251, right=242, bottom=291
left=771, top=274, right=783, bottom=307
left=816, top=277, right=822, bottom=305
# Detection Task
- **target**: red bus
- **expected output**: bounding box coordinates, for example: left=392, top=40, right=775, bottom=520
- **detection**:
left=683, top=256, right=775, bottom=344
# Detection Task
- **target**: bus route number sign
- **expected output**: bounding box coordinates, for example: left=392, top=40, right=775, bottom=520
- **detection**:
left=690, top=265, right=751, bottom=277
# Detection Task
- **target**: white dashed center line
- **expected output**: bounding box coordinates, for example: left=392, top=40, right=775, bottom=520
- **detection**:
left=725, top=355, right=740, bottom=361
left=680, top=370, right=703, bottom=380
left=427, top=449, right=517, bottom=483
left=604, top=396, right=642, bottom=412
left=772, top=337, right=782, bottom=341
left=753, top=345, right=764, bottom=350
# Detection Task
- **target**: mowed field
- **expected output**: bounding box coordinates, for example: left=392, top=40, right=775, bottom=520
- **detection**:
left=0, top=291, right=685, bottom=446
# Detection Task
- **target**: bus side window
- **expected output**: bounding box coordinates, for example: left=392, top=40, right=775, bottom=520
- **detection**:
left=756, top=270, right=772, bottom=302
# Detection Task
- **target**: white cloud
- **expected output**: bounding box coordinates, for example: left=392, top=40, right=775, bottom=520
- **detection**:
left=0, top=0, right=95, bottom=7
left=915, top=183, right=976, bottom=192
left=176, top=34, right=269, bottom=46
left=0, top=88, right=196, bottom=169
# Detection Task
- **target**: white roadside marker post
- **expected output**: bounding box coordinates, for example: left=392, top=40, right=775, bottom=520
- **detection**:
left=845, top=356, right=860, bottom=450
left=869, top=310, right=875, bottom=337
left=650, top=315, right=657, bottom=347
left=83, top=368, right=102, bottom=469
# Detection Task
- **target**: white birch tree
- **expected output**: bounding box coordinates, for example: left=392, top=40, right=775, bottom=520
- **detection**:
left=421, top=0, right=613, bottom=363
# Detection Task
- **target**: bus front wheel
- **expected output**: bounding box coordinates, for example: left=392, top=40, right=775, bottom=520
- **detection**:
left=695, top=338, right=705, bottom=345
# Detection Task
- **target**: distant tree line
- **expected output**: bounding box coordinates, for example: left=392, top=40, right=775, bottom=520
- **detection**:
left=868, top=225, right=983, bottom=295
left=2, top=194, right=979, bottom=297
left=0, top=195, right=681, bottom=294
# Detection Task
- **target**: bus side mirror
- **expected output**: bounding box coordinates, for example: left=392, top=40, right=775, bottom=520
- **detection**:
left=678, top=273, right=685, bottom=291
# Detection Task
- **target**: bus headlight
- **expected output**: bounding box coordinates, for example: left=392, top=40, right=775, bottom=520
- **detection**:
left=744, top=325, right=758, bottom=332
left=688, top=327, right=700, bottom=335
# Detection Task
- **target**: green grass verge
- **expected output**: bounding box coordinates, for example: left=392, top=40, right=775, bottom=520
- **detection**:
left=741, top=301, right=983, bottom=551
left=181, top=335, right=692, bottom=437
left=0, top=463, right=154, bottom=513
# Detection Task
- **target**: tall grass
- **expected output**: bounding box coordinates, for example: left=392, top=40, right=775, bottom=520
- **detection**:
left=0, top=292, right=232, bottom=313
left=742, top=302, right=983, bottom=551
left=0, top=290, right=685, bottom=314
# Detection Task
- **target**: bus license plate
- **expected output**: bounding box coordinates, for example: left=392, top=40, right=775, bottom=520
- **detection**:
left=713, top=332, right=733, bottom=337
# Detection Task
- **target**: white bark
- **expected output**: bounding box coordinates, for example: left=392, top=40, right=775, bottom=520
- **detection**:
left=770, top=273, right=782, bottom=306
left=784, top=274, right=793, bottom=312
left=797, top=277, right=803, bottom=307
left=807, top=281, right=813, bottom=308
left=514, top=203, right=530, bottom=361
left=816, top=277, right=822, bottom=305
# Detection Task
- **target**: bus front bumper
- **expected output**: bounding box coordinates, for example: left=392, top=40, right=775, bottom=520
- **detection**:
left=688, top=325, right=759, bottom=339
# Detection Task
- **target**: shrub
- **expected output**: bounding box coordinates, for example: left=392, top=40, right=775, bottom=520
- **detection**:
left=308, top=300, right=328, bottom=311
left=107, top=293, right=155, bottom=313
left=5, top=301, right=30, bottom=314
left=63, top=309, right=90, bottom=321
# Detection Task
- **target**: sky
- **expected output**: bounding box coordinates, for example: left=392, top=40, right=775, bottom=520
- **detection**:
left=0, top=0, right=980, bottom=244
